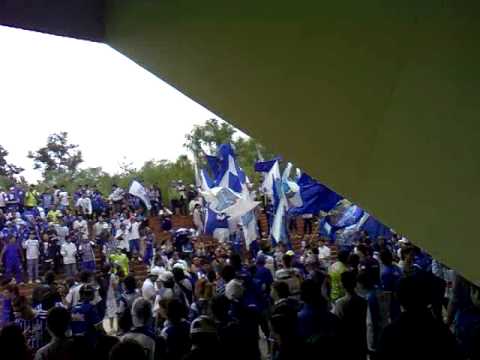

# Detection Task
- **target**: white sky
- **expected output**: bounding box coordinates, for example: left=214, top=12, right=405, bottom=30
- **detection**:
left=0, top=25, right=221, bottom=182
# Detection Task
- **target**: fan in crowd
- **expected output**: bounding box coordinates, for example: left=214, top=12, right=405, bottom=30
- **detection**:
left=0, top=182, right=478, bottom=360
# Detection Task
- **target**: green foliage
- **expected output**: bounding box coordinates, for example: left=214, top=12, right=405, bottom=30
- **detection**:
left=28, top=132, right=83, bottom=178
left=184, top=118, right=274, bottom=182
left=184, top=118, right=236, bottom=159
left=0, top=145, right=23, bottom=178
left=30, top=120, right=274, bottom=202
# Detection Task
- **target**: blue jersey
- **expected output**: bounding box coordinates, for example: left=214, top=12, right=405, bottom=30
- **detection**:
left=16, top=188, right=25, bottom=205
left=15, top=315, right=47, bottom=351
left=71, top=302, right=102, bottom=339
left=6, top=191, right=19, bottom=204
left=3, top=243, right=21, bottom=263
left=91, top=192, right=106, bottom=212
left=41, top=193, right=53, bottom=210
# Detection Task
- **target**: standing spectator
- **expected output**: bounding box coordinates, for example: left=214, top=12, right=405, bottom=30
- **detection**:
left=71, top=285, right=103, bottom=349
left=142, top=269, right=160, bottom=306
left=192, top=204, right=203, bottom=236
left=110, top=340, right=148, bottom=360
left=297, top=279, right=342, bottom=357
left=357, top=244, right=381, bottom=285
left=40, top=189, right=53, bottom=213
left=317, top=238, right=331, bottom=265
left=76, top=193, right=93, bottom=219
left=104, top=265, right=119, bottom=335
left=34, top=307, right=74, bottom=360
left=25, top=185, right=39, bottom=210
left=117, top=275, right=141, bottom=335
left=379, top=249, right=402, bottom=320
left=65, top=271, right=101, bottom=309
left=185, top=315, right=220, bottom=360
left=1, top=283, right=19, bottom=326
left=127, top=217, right=141, bottom=260
left=94, top=216, right=110, bottom=246
left=54, top=220, right=69, bottom=246
left=455, top=283, right=480, bottom=359
left=328, top=250, right=349, bottom=302
left=302, top=213, right=313, bottom=236
left=60, top=237, right=77, bottom=277
left=122, top=298, right=156, bottom=360
left=333, top=271, right=367, bottom=360
left=176, top=181, right=187, bottom=216
left=0, top=188, right=7, bottom=212
left=73, top=216, right=89, bottom=241
left=79, top=238, right=96, bottom=273
left=0, top=323, right=33, bottom=360
left=0, top=236, right=24, bottom=284
left=160, top=298, right=191, bottom=360
left=357, top=270, right=392, bottom=358
left=23, top=232, right=41, bottom=284
left=13, top=295, right=48, bottom=352
left=275, top=253, right=302, bottom=299
left=108, top=185, right=125, bottom=214
left=377, top=275, right=461, bottom=360
left=142, top=227, right=155, bottom=267
left=58, top=187, right=69, bottom=212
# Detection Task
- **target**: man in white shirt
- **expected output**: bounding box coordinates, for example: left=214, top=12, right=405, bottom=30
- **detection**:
left=0, top=188, right=6, bottom=210
left=65, top=271, right=101, bottom=308
left=115, top=223, right=130, bottom=253
left=275, top=251, right=303, bottom=298
left=128, top=217, right=141, bottom=260
left=94, top=215, right=111, bottom=243
left=23, top=232, right=40, bottom=284
left=73, top=216, right=89, bottom=240
left=318, top=238, right=332, bottom=266
left=58, top=188, right=69, bottom=211
left=142, top=269, right=159, bottom=306
left=192, top=204, right=203, bottom=236
left=54, top=220, right=69, bottom=245
left=75, top=193, right=92, bottom=218
left=60, top=237, right=77, bottom=277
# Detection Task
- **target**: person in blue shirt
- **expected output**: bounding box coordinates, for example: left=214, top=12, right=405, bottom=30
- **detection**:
left=15, top=186, right=25, bottom=212
left=40, top=189, right=54, bottom=212
left=6, top=187, right=19, bottom=212
left=297, top=278, right=342, bottom=357
left=0, top=236, right=24, bottom=284
left=379, top=250, right=402, bottom=321
left=455, top=283, right=480, bottom=359
left=143, top=227, right=155, bottom=266
left=71, top=285, right=103, bottom=348
left=1, top=283, right=19, bottom=327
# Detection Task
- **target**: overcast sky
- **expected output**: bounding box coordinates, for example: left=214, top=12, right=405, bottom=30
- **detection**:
left=0, top=25, right=222, bottom=182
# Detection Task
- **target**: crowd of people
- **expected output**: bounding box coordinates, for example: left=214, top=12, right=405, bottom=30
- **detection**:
left=0, top=182, right=479, bottom=360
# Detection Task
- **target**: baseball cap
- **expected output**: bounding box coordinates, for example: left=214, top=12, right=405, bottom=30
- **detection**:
left=191, top=315, right=217, bottom=335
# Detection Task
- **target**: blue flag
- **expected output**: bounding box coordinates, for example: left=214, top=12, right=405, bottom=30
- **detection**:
left=289, top=173, right=343, bottom=216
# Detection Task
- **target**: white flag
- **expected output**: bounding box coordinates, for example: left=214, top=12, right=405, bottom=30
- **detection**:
left=129, top=180, right=152, bottom=210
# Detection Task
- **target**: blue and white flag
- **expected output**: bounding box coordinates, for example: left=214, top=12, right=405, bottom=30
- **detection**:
left=129, top=180, right=152, bottom=210
left=200, top=143, right=260, bottom=247
left=255, top=158, right=281, bottom=173
left=204, top=207, right=229, bottom=235
left=288, top=173, right=343, bottom=216
left=202, top=187, right=259, bottom=219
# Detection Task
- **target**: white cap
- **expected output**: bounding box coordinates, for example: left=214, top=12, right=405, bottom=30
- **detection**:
left=159, top=271, right=174, bottom=283
left=225, top=279, right=244, bottom=301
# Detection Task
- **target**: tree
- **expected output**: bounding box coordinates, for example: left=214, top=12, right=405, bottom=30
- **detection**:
left=28, top=132, right=83, bottom=178
left=184, top=118, right=236, bottom=159
left=184, top=118, right=274, bottom=182
left=0, top=145, right=24, bottom=177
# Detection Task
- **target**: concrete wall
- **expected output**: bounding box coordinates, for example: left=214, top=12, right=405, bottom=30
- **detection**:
left=105, top=0, right=480, bottom=282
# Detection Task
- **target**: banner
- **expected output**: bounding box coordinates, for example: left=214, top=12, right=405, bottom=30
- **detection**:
left=129, top=180, right=152, bottom=210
